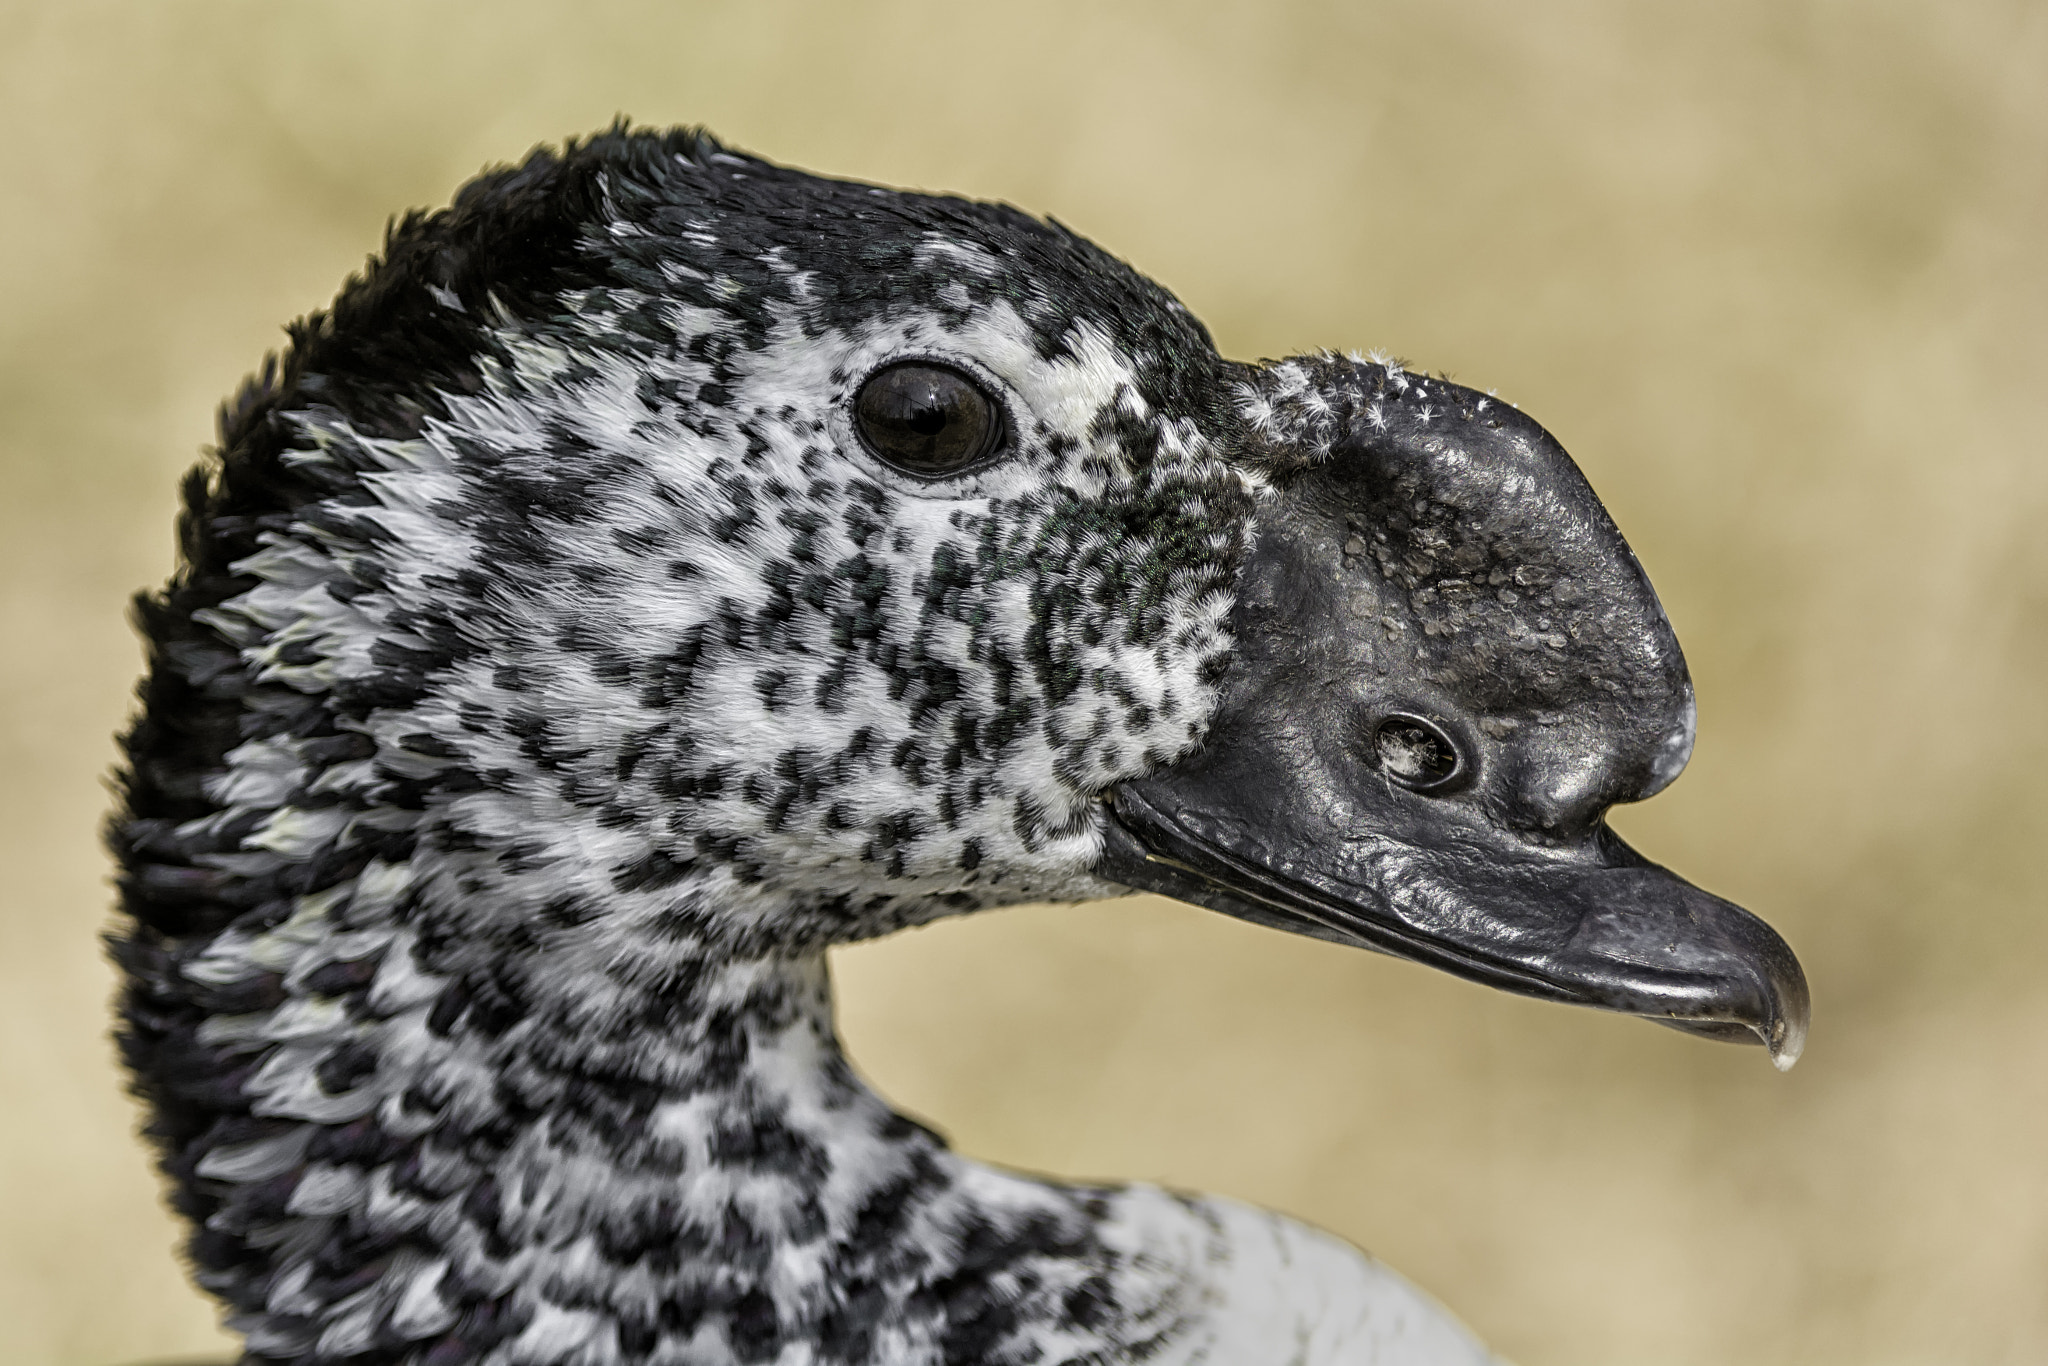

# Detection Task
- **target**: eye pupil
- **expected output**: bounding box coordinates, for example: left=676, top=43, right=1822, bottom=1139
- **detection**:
left=1373, top=715, right=1463, bottom=789
left=854, top=362, right=1001, bottom=475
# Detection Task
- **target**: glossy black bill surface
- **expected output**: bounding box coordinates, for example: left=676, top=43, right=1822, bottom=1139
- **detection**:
left=1098, top=359, right=1808, bottom=1067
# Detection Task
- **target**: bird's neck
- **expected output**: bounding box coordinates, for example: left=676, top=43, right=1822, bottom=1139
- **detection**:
left=445, top=947, right=920, bottom=1187
left=401, top=951, right=955, bottom=1343
left=192, top=889, right=1095, bottom=1363
left=145, top=834, right=1324, bottom=1366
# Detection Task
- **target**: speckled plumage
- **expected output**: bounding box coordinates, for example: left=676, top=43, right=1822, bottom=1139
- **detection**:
left=111, top=127, right=1502, bottom=1365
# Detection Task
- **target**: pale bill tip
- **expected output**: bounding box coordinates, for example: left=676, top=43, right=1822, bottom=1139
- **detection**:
left=1766, top=1016, right=1804, bottom=1072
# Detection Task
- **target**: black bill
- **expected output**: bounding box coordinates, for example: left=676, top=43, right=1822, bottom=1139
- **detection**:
left=1096, top=357, right=1808, bottom=1067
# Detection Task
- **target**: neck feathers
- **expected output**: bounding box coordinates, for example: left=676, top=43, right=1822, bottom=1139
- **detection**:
left=122, top=875, right=948, bottom=1363
left=120, top=886, right=1229, bottom=1366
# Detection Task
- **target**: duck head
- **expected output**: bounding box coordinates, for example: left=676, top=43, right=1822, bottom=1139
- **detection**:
left=118, top=129, right=1804, bottom=1124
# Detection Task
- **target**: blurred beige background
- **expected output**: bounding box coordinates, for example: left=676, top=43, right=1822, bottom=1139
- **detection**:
left=2, top=2, right=2043, bottom=1363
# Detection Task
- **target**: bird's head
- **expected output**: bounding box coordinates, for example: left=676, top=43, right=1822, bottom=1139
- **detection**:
left=119, top=126, right=1802, bottom=1067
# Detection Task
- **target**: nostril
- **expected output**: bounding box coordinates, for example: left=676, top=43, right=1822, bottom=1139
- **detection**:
left=1371, top=713, right=1467, bottom=793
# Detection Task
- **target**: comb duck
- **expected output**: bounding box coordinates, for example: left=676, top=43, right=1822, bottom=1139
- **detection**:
left=110, top=126, right=1807, bottom=1366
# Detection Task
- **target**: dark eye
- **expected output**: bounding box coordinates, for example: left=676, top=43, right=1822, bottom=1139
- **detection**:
left=1372, top=713, right=1466, bottom=792
left=853, top=361, right=1003, bottom=476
